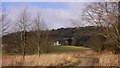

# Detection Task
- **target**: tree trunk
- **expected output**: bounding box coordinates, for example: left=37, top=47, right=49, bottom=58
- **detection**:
left=118, top=1, right=120, bottom=66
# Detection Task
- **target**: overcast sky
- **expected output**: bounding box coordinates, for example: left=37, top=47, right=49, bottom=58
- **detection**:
left=3, top=2, right=90, bottom=30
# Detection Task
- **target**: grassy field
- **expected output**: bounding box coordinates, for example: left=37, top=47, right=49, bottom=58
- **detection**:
left=48, top=45, right=90, bottom=53
left=2, top=45, right=90, bottom=55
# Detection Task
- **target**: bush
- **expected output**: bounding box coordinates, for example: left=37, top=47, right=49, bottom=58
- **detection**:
left=87, top=35, right=106, bottom=52
left=104, top=44, right=120, bottom=54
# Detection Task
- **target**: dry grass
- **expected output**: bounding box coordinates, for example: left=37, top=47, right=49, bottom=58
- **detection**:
left=0, top=56, right=2, bottom=68
left=99, top=51, right=119, bottom=66
left=2, top=53, right=74, bottom=66
left=2, top=50, right=96, bottom=66
left=2, top=50, right=120, bottom=66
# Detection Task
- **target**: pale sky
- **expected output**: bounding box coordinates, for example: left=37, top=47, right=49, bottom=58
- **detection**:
left=2, top=0, right=117, bottom=30
left=3, top=2, right=89, bottom=30
left=2, top=0, right=111, bottom=2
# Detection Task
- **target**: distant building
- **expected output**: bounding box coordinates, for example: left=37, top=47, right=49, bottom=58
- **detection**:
left=59, top=39, right=67, bottom=45
left=53, top=40, right=61, bottom=46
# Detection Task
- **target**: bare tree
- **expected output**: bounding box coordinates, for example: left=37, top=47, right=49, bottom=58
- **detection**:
left=82, top=2, right=120, bottom=52
left=1, top=13, right=10, bottom=36
left=82, top=3, right=120, bottom=66
left=34, top=13, right=42, bottom=56
left=0, top=5, right=11, bottom=36
left=33, top=13, right=50, bottom=56
left=118, top=1, right=120, bottom=65
left=17, top=8, right=30, bottom=59
left=1, top=11, right=11, bottom=54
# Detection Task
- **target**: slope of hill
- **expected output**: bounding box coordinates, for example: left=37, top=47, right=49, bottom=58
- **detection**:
left=2, top=26, right=103, bottom=54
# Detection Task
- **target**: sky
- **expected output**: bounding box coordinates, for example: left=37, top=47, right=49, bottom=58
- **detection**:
left=2, top=0, right=117, bottom=2
left=2, top=2, right=90, bottom=30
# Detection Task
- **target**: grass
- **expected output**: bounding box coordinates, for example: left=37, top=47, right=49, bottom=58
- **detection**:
left=48, top=45, right=90, bottom=53
left=2, top=51, right=98, bottom=66
left=2, top=46, right=119, bottom=66
left=2, top=45, right=90, bottom=55
left=2, top=45, right=93, bottom=66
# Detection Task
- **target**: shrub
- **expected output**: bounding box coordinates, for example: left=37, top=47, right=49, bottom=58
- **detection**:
left=104, top=43, right=120, bottom=54
left=87, top=35, right=106, bottom=52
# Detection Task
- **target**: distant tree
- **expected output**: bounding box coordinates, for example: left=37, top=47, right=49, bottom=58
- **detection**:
left=51, top=29, right=55, bottom=31
left=67, top=37, right=72, bottom=45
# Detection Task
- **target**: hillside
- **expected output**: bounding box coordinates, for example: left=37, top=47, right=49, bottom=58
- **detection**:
left=49, top=26, right=102, bottom=40
left=2, top=26, right=103, bottom=54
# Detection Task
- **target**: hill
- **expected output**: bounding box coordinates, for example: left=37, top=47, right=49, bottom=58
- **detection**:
left=2, top=26, right=103, bottom=54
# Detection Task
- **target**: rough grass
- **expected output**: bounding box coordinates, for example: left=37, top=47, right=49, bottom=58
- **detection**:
left=2, top=46, right=94, bottom=66
left=2, top=46, right=120, bottom=66
left=2, top=51, right=119, bottom=66
left=99, top=52, right=119, bottom=66
left=2, top=51, right=97, bottom=66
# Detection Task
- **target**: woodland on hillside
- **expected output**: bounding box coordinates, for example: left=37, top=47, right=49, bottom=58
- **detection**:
left=2, top=26, right=119, bottom=54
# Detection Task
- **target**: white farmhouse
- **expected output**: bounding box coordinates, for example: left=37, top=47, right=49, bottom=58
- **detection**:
left=53, top=41, right=61, bottom=46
